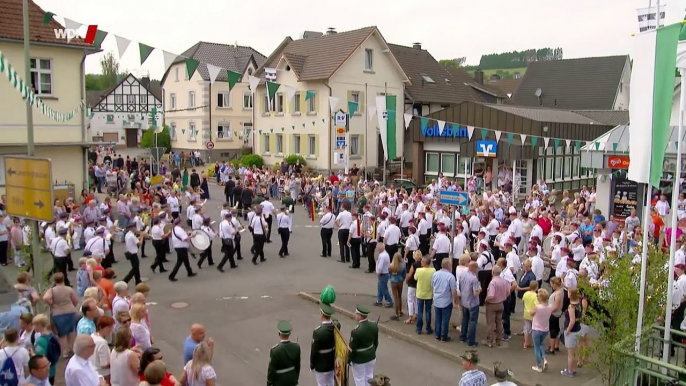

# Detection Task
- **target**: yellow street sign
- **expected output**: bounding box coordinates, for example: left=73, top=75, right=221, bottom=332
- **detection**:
left=5, top=157, right=51, bottom=191
left=5, top=186, right=53, bottom=221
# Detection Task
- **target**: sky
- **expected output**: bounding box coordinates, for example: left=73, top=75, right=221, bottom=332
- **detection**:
left=36, top=0, right=686, bottom=80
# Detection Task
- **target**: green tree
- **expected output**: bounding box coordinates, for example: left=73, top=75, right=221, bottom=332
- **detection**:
left=439, top=57, right=467, bottom=68
left=85, top=74, right=102, bottom=91
left=140, top=125, right=171, bottom=150
left=100, top=52, right=120, bottom=90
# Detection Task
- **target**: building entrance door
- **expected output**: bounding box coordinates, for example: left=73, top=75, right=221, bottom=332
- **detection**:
left=125, top=129, right=138, bottom=148
left=514, top=159, right=532, bottom=198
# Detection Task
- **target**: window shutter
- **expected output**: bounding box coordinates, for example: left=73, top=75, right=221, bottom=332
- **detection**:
left=289, top=95, right=294, bottom=114
left=301, top=92, right=307, bottom=112
left=300, top=134, right=306, bottom=155
left=260, top=134, right=264, bottom=154
left=290, top=134, right=295, bottom=155
left=314, top=93, right=319, bottom=113
left=360, top=134, right=365, bottom=156
left=260, top=92, right=265, bottom=114
left=270, top=134, right=276, bottom=153
left=359, top=91, right=366, bottom=113
left=314, top=135, right=320, bottom=157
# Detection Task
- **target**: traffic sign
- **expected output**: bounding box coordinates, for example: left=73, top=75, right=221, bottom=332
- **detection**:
left=206, top=141, right=215, bottom=150
left=438, top=190, right=469, bottom=206
left=4, top=156, right=53, bottom=221
left=149, top=147, right=167, bottom=162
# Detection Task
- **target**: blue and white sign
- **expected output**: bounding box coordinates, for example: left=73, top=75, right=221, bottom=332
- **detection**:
left=335, top=112, right=347, bottom=128
left=476, top=140, right=497, bottom=158
left=438, top=190, right=469, bottom=206
left=421, top=123, right=469, bottom=138
left=336, top=140, right=346, bottom=148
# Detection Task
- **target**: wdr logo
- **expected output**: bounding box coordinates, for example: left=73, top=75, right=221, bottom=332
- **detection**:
left=54, top=25, right=98, bottom=44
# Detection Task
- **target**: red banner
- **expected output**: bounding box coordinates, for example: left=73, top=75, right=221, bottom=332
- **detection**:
left=607, top=156, right=630, bottom=169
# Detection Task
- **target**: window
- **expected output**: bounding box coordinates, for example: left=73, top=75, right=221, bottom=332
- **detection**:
left=350, top=135, right=360, bottom=156
left=243, top=123, right=252, bottom=145
left=275, top=93, right=284, bottom=114
left=421, top=75, right=435, bottom=84
left=106, top=114, right=114, bottom=124
left=307, top=91, right=316, bottom=113
left=188, top=91, right=196, bottom=108
left=140, top=95, right=148, bottom=105
left=243, top=92, right=253, bottom=109
left=263, top=94, right=275, bottom=114
left=29, top=58, right=52, bottom=95
left=276, top=133, right=283, bottom=153
left=263, top=134, right=270, bottom=153
left=188, top=122, right=196, bottom=140
left=457, top=155, right=472, bottom=176
left=217, top=91, right=231, bottom=108
left=364, top=49, right=373, bottom=70
left=170, top=122, right=177, bottom=139
left=573, top=156, right=581, bottom=178
left=351, top=92, right=360, bottom=114
left=114, top=95, right=123, bottom=104
left=127, top=95, right=135, bottom=104
left=564, top=156, right=572, bottom=178
left=425, top=152, right=439, bottom=174
left=293, top=134, right=301, bottom=154
left=545, top=158, right=554, bottom=181
left=175, top=68, right=179, bottom=81
left=441, top=154, right=456, bottom=177
left=308, top=135, right=316, bottom=156
left=217, top=123, right=231, bottom=139
left=555, top=157, right=563, bottom=180
left=293, top=92, right=301, bottom=114
left=170, top=93, right=176, bottom=109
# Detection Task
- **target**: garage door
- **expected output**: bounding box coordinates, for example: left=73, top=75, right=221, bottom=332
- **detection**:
left=102, top=133, right=118, bottom=143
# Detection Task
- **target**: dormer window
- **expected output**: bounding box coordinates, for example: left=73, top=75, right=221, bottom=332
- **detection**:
left=421, top=75, right=434, bottom=84
left=444, top=78, right=451, bottom=85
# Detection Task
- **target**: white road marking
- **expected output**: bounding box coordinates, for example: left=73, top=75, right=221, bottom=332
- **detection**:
left=145, top=302, right=158, bottom=306
left=260, top=295, right=272, bottom=299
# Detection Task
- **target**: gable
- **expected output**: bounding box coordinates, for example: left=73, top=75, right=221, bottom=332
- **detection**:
left=92, top=74, right=162, bottom=113
left=332, top=31, right=408, bottom=83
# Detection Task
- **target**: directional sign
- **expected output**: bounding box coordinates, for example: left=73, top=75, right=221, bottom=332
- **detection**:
left=4, top=156, right=53, bottom=221
left=476, top=140, right=497, bottom=158
left=438, top=190, right=469, bottom=206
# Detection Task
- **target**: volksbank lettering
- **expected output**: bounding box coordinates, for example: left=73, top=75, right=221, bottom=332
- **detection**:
left=421, top=123, right=469, bottom=138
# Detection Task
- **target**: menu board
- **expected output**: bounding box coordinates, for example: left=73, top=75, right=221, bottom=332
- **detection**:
left=612, top=178, right=639, bottom=220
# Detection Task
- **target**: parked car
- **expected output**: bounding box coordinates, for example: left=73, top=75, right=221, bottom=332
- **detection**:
left=384, top=178, right=424, bottom=193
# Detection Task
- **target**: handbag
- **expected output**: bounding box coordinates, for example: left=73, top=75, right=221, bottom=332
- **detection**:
left=222, top=238, right=234, bottom=248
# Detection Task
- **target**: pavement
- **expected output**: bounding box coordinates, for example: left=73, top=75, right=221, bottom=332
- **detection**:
left=0, top=179, right=604, bottom=385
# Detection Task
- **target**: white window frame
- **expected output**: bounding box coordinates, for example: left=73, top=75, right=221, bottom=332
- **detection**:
left=217, top=91, right=231, bottom=108
left=127, top=95, right=136, bottom=104
left=170, top=122, right=177, bottom=140
left=308, top=135, right=316, bottom=157
left=170, top=93, right=176, bottom=110
left=243, top=92, right=253, bottom=110
left=457, top=155, right=472, bottom=177
left=276, top=133, right=284, bottom=154
left=114, top=95, right=123, bottom=104
left=275, top=93, right=284, bottom=114
left=188, top=91, right=196, bottom=108
left=263, top=134, right=271, bottom=154
left=425, top=152, right=439, bottom=175
left=140, top=95, right=148, bottom=105
left=217, top=122, right=231, bottom=140
left=364, top=49, right=373, bottom=70
left=351, top=92, right=361, bottom=114
left=263, top=94, right=275, bottom=115
left=293, top=134, right=301, bottom=154
left=293, top=92, right=301, bottom=114
left=188, top=122, right=196, bottom=141
left=307, top=91, right=316, bottom=113
left=350, top=135, right=360, bottom=156
left=440, top=153, right=456, bottom=177
left=30, top=58, right=52, bottom=95
left=175, top=67, right=179, bottom=81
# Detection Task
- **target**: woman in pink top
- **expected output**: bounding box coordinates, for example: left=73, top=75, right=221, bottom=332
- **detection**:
left=530, top=289, right=555, bottom=373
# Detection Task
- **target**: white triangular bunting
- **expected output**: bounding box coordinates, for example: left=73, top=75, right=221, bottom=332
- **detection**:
left=206, top=64, right=222, bottom=85
left=115, top=35, right=131, bottom=58
left=467, top=126, right=475, bottom=140
left=248, top=75, right=261, bottom=94
left=543, top=137, right=550, bottom=149
left=437, top=120, right=446, bottom=135
left=404, top=113, right=413, bottom=130
left=63, top=18, right=82, bottom=31
left=520, top=134, right=527, bottom=145
left=328, top=96, right=339, bottom=113
left=565, top=139, right=572, bottom=149
left=162, top=51, right=178, bottom=72
left=285, top=86, right=296, bottom=104
left=494, top=130, right=502, bottom=143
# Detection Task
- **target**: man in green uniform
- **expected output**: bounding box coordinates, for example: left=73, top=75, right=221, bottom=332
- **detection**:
left=348, top=305, right=378, bottom=386
left=310, top=304, right=336, bottom=386
left=268, top=321, right=301, bottom=386
left=282, top=195, right=294, bottom=233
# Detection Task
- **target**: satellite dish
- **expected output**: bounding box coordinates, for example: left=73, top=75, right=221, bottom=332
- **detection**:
left=534, top=88, right=543, bottom=98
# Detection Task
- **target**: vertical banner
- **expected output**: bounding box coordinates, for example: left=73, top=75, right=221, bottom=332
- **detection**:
left=334, top=326, right=349, bottom=386
left=386, top=95, right=397, bottom=160
left=611, top=178, right=639, bottom=222
left=376, top=96, right=388, bottom=161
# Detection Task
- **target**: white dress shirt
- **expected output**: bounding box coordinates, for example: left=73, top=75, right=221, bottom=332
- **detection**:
left=125, top=231, right=139, bottom=254
left=250, top=216, right=266, bottom=235
left=469, top=216, right=481, bottom=232
left=349, top=220, right=362, bottom=239
left=171, top=226, right=190, bottom=249
left=431, top=233, right=450, bottom=254
left=319, top=213, right=335, bottom=229
left=65, top=355, right=102, bottom=386
left=44, top=227, right=56, bottom=247
left=276, top=212, right=291, bottom=229
left=531, top=255, right=545, bottom=280
left=418, top=218, right=430, bottom=236
left=201, top=225, right=216, bottom=240
left=453, top=233, right=468, bottom=258
left=85, top=236, right=107, bottom=256
left=260, top=201, right=276, bottom=218
left=83, top=227, right=96, bottom=244
left=405, top=234, right=420, bottom=252
left=506, top=250, right=521, bottom=274
left=191, top=213, right=204, bottom=230
left=399, top=211, right=412, bottom=228
left=219, top=220, right=235, bottom=240
left=376, top=251, right=390, bottom=274
left=168, top=196, right=180, bottom=213
left=376, top=220, right=388, bottom=242
left=50, top=237, right=70, bottom=257
left=151, top=225, right=164, bottom=241
left=383, top=224, right=401, bottom=245
left=336, top=211, right=352, bottom=230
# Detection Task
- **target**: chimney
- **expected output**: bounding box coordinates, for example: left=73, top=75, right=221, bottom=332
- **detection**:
left=326, top=28, right=337, bottom=35
left=141, top=76, right=150, bottom=88
left=474, top=70, right=484, bottom=85
left=412, top=42, right=422, bottom=50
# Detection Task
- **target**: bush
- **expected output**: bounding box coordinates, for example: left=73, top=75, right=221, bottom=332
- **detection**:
left=140, top=125, right=171, bottom=150
left=240, top=154, right=264, bottom=168
left=229, top=159, right=241, bottom=169
left=284, top=154, right=307, bottom=166
left=207, top=165, right=215, bottom=178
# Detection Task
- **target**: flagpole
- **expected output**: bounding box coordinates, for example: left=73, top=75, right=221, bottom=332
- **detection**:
left=635, top=183, right=652, bottom=354
left=383, top=82, right=387, bottom=185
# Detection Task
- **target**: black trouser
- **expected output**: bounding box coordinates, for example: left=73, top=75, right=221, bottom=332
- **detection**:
left=123, top=252, right=141, bottom=285
left=242, top=202, right=251, bottom=220
left=367, top=241, right=377, bottom=271
left=141, top=239, right=147, bottom=257
left=385, top=243, right=399, bottom=259
left=170, top=248, right=194, bottom=280
left=265, top=216, right=273, bottom=242
left=419, top=234, right=430, bottom=256
left=234, top=234, right=243, bottom=260
left=477, top=270, right=493, bottom=306
left=0, top=240, right=8, bottom=265
left=515, top=237, right=522, bottom=250
left=53, top=256, right=70, bottom=286
left=350, top=238, right=362, bottom=267
left=401, top=227, right=409, bottom=238
left=278, top=228, right=290, bottom=256
left=433, top=252, right=448, bottom=271
left=66, top=252, right=74, bottom=271
left=198, top=241, right=214, bottom=267
left=151, top=239, right=166, bottom=271
left=103, top=241, right=115, bottom=268
left=321, top=228, right=333, bottom=256
left=218, top=239, right=236, bottom=269
left=171, top=211, right=180, bottom=220
left=338, top=229, right=350, bottom=262
left=452, top=258, right=459, bottom=277
left=252, top=234, right=266, bottom=263
left=503, top=292, right=516, bottom=336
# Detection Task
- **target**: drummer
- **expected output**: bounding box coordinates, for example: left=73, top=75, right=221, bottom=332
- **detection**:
left=198, top=215, right=216, bottom=268
left=123, top=222, right=146, bottom=285
left=169, top=217, right=197, bottom=282
left=150, top=218, right=169, bottom=273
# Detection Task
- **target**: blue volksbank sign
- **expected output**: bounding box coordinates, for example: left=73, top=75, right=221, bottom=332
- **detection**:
left=421, top=123, right=469, bottom=138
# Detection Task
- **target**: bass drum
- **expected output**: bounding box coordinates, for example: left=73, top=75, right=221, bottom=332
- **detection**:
left=543, top=235, right=554, bottom=257
left=189, top=230, right=211, bottom=255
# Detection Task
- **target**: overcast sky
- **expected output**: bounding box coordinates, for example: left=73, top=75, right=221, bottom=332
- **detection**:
left=36, top=0, right=686, bottom=79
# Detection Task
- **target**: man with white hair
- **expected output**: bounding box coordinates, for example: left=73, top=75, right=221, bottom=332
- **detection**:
left=111, top=282, right=130, bottom=330
left=65, top=335, right=107, bottom=386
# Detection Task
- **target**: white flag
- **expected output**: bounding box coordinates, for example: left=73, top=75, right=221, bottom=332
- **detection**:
left=63, top=18, right=82, bottom=31
left=114, top=35, right=131, bottom=58
left=206, top=64, right=222, bottom=85
left=404, top=113, right=413, bottom=130
left=566, top=139, right=572, bottom=149
left=437, top=120, right=446, bottom=135
left=376, top=96, right=388, bottom=161
left=467, top=126, right=475, bottom=140
left=520, top=134, right=527, bottom=145
left=248, top=75, right=261, bottom=95
left=495, top=130, right=502, bottom=143
left=328, top=96, right=339, bottom=113
left=285, top=86, right=296, bottom=104
left=543, top=137, right=550, bottom=149
left=162, top=51, right=178, bottom=72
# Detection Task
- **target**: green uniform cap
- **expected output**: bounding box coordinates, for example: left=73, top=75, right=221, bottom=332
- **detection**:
left=355, top=304, right=370, bottom=316
left=319, top=303, right=335, bottom=317
left=277, top=320, right=292, bottom=335
left=460, top=350, right=479, bottom=364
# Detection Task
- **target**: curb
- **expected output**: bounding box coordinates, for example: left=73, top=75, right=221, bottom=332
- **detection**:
left=297, top=292, right=528, bottom=386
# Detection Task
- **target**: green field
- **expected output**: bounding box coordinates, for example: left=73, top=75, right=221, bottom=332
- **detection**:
left=467, top=67, right=527, bottom=79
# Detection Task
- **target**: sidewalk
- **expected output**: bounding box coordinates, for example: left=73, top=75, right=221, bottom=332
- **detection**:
left=298, top=292, right=603, bottom=386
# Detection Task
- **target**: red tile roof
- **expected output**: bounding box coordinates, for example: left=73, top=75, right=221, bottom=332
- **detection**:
left=0, top=0, right=93, bottom=47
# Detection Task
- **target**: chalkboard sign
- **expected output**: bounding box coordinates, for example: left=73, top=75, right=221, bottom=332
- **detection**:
left=612, top=178, right=639, bottom=220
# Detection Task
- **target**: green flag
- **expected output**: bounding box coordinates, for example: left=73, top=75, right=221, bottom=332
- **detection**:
left=531, top=136, right=538, bottom=148
left=420, top=117, right=428, bottom=130
left=575, top=141, right=581, bottom=151
left=507, top=133, right=514, bottom=145
left=139, top=43, right=155, bottom=65
left=305, top=91, right=316, bottom=101
left=266, top=81, right=280, bottom=102
left=348, top=101, right=358, bottom=116
left=93, top=30, right=108, bottom=49
left=553, top=138, right=560, bottom=148
left=480, top=128, right=488, bottom=141
left=185, top=58, right=200, bottom=80
left=42, top=12, right=54, bottom=26
left=226, top=70, right=241, bottom=91
left=612, top=142, right=618, bottom=152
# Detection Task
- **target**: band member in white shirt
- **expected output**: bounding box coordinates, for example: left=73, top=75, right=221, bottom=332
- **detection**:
left=399, top=203, right=412, bottom=237
left=429, top=224, right=450, bottom=271
left=98, top=216, right=117, bottom=268
left=218, top=212, right=238, bottom=272
left=364, top=216, right=378, bottom=274
left=417, top=212, right=431, bottom=256
left=229, top=212, right=244, bottom=261
left=335, top=203, right=353, bottom=263
left=250, top=207, right=268, bottom=265
left=348, top=213, right=363, bottom=269
left=260, top=199, right=276, bottom=243
left=50, top=228, right=71, bottom=286
left=150, top=218, right=169, bottom=273
left=383, top=217, right=402, bottom=258
left=44, top=219, right=56, bottom=250
left=169, top=217, right=197, bottom=282
left=198, top=216, right=216, bottom=268
left=320, top=206, right=336, bottom=258
left=477, top=243, right=495, bottom=306
left=123, top=222, right=146, bottom=285
left=403, top=226, right=420, bottom=271
left=85, top=227, right=109, bottom=258
left=83, top=220, right=96, bottom=246
left=276, top=207, right=291, bottom=258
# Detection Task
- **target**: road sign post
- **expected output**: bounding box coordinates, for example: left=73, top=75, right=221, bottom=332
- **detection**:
left=5, top=156, right=53, bottom=221
left=334, top=111, right=349, bottom=174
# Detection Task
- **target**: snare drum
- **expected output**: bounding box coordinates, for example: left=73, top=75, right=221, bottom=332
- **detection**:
left=189, top=230, right=211, bottom=254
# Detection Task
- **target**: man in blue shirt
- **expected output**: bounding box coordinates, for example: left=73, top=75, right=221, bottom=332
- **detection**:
left=0, top=302, right=29, bottom=334
left=458, top=262, right=482, bottom=347
left=580, top=217, right=595, bottom=246
left=431, top=258, right=458, bottom=342
left=26, top=355, right=51, bottom=386
left=183, top=324, right=214, bottom=364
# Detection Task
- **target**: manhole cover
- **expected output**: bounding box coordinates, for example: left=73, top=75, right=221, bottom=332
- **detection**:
left=171, top=302, right=189, bottom=309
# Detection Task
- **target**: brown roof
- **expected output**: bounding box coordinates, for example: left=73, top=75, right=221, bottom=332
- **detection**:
left=444, top=67, right=507, bottom=101
left=0, top=0, right=94, bottom=47
left=486, top=104, right=599, bottom=125
left=86, top=90, right=102, bottom=107
left=485, top=78, right=522, bottom=98
left=573, top=110, right=629, bottom=126
left=170, top=41, right=267, bottom=82
left=514, top=55, right=629, bottom=110
left=259, top=27, right=381, bottom=81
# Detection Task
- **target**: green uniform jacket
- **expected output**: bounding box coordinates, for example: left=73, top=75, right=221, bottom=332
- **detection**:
left=357, top=197, right=367, bottom=214
left=348, top=320, right=378, bottom=364
left=310, top=323, right=335, bottom=372
left=267, top=341, right=301, bottom=386
left=282, top=197, right=295, bottom=214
